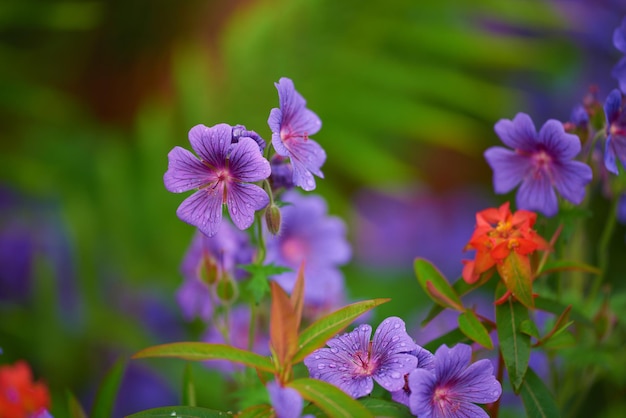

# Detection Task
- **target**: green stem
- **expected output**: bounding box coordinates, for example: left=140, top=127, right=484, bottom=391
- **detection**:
left=589, top=199, right=618, bottom=302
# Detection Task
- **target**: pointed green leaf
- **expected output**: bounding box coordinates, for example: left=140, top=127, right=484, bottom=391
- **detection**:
left=458, top=310, right=493, bottom=349
left=242, top=263, right=292, bottom=303
left=293, top=298, right=390, bottom=363
left=126, top=406, right=230, bottom=417
left=414, top=258, right=463, bottom=310
left=535, top=296, right=592, bottom=327
left=133, top=342, right=275, bottom=373
left=358, top=397, right=414, bottom=417
left=520, top=368, right=561, bottom=418
left=520, top=319, right=540, bottom=339
left=498, top=251, right=534, bottom=308
left=67, top=390, right=88, bottom=418
left=91, top=357, right=125, bottom=418
left=421, top=276, right=488, bottom=327
left=287, top=378, right=373, bottom=418
left=235, top=404, right=273, bottom=418
left=496, top=283, right=531, bottom=392
left=536, top=306, right=572, bottom=347
left=537, top=259, right=601, bottom=277
left=182, top=363, right=196, bottom=407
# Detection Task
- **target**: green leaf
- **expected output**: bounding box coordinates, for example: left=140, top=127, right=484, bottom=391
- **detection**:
left=126, top=406, right=231, bottom=417
left=536, top=306, right=572, bottom=347
left=66, top=390, right=88, bottom=418
left=535, top=296, right=592, bottom=327
left=182, top=363, right=196, bottom=407
left=421, top=277, right=487, bottom=327
left=293, top=298, right=390, bottom=363
left=242, top=263, right=292, bottom=303
left=520, top=368, right=561, bottom=418
left=458, top=310, right=493, bottom=349
left=495, top=284, right=531, bottom=392
left=537, top=259, right=601, bottom=277
left=519, top=319, right=540, bottom=339
left=358, top=397, right=414, bottom=417
left=287, top=378, right=373, bottom=418
left=133, top=342, right=275, bottom=373
left=498, top=251, right=534, bottom=308
left=235, top=404, right=273, bottom=418
left=414, top=258, right=463, bottom=311
left=91, top=358, right=125, bottom=418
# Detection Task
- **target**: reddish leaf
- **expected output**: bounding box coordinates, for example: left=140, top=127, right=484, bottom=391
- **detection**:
left=270, top=281, right=298, bottom=372
left=498, top=251, right=534, bottom=308
left=290, top=262, right=306, bottom=333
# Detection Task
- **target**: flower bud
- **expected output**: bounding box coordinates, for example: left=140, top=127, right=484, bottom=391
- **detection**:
left=265, top=204, right=282, bottom=235
left=215, top=273, right=238, bottom=305
left=198, top=253, right=219, bottom=285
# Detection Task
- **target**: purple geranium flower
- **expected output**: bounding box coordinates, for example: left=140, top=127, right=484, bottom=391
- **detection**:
left=603, top=89, right=626, bottom=174
left=268, top=78, right=326, bottom=191
left=164, top=123, right=271, bottom=237
left=390, top=345, right=435, bottom=407
left=484, top=112, right=593, bottom=217
left=612, top=16, right=626, bottom=93
left=265, top=190, right=350, bottom=311
left=408, top=344, right=502, bottom=418
left=304, top=317, right=418, bottom=398
left=267, top=381, right=313, bottom=418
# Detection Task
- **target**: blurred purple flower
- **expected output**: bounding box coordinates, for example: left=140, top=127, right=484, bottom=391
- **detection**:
left=265, top=190, right=350, bottom=311
left=267, top=381, right=313, bottom=418
left=164, top=123, right=271, bottom=237
left=113, top=363, right=177, bottom=417
left=268, top=77, right=326, bottom=191
left=353, top=187, right=492, bottom=280
left=304, top=317, right=418, bottom=398
left=485, top=112, right=593, bottom=216
left=603, top=89, right=626, bottom=174
left=612, top=16, right=626, bottom=92
left=269, top=155, right=295, bottom=190
left=202, top=305, right=270, bottom=374
left=408, top=344, right=502, bottom=418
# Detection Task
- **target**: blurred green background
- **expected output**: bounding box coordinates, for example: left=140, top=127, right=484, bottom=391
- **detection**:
left=2, top=0, right=625, bottom=416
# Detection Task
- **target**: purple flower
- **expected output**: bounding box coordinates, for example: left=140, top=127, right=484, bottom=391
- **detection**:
left=612, top=16, right=626, bottom=93
left=265, top=190, right=350, bottom=311
left=268, top=78, right=326, bottom=191
left=603, top=89, right=626, bottom=174
left=304, top=317, right=418, bottom=398
left=231, top=124, right=266, bottom=151
left=267, top=381, right=313, bottom=418
left=484, top=113, right=593, bottom=217
left=269, top=155, right=295, bottom=190
left=390, top=346, right=435, bottom=407
left=408, top=344, right=502, bottom=418
left=164, top=123, right=271, bottom=237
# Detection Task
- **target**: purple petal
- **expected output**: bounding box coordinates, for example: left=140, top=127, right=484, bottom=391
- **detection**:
left=613, top=16, right=626, bottom=54
left=612, top=58, right=626, bottom=94
left=552, top=160, right=593, bottom=205
left=164, top=147, right=213, bottom=193
left=268, top=109, right=284, bottom=141
left=188, top=124, right=230, bottom=168
left=453, top=359, right=502, bottom=403
left=228, top=137, right=271, bottom=182
left=415, top=346, right=435, bottom=371
left=484, top=147, right=529, bottom=194
left=408, top=368, right=438, bottom=416
left=372, top=317, right=417, bottom=356
left=494, top=113, right=537, bottom=152
left=274, top=78, right=322, bottom=137
left=226, top=182, right=269, bottom=231
left=434, top=344, right=472, bottom=382
left=537, top=119, right=581, bottom=160
left=267, top=381, right=304, bottom=418
left=176, top=188, right=224, bottom=237
left=605, top=136, right=619, bottom=174
left=607, top=134, right=626, bottom=173
left=604, top=89, right=623, bottom=125
left=517, top=176, right=558, bottom=217
left=176, top=277, right=213, bottom=322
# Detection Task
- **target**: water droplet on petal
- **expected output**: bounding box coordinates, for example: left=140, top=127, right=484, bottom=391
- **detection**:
left=391, top=372, right=401, bottom=379
left=394, top=323, right=401, bottom=329
left=315, top=355, right=320, bottom=359
left=330, top=347, right=338, bottom=353
left=318, top=363, right=325, bottom=369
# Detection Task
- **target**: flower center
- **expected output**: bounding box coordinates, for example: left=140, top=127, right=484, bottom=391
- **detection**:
left=531, top=150, right=552, bottom=179
left=280, top=237, right=309, bottom=265
left=352, top=350, right=376, bottom=375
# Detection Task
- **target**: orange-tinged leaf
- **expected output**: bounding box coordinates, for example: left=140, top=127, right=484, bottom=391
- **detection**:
left=290, top=262, right=306, bottom=333
left=414, top=258, right=463, bottom=310
left=425, top=281, right=464, bottom=311
left=498, top=251, right=534, bottom=308
left=270, top=281, right=298, bottom=370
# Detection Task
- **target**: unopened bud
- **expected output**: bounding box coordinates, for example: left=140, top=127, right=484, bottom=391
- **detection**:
left=265, top=204, right=282, bottom=235
left=215, top=273, right=238, bottom=304
left=198, top=253, right=219, bottom=285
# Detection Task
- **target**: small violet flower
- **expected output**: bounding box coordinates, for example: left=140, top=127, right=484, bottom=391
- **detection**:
left=268, top=77, right=326, bottom=191
left=408, top=344, right=502, bottom=418
left=484, top=113, right=593, bottom=217
left=304, top=317, right=418, bottom=398
left=603, top=89, right=626, bottom=174
left=267, top=381, right=313, bottom=418
left=164, top=123, right=271, bottom=237
left=612, top=16, right=626, bottom=93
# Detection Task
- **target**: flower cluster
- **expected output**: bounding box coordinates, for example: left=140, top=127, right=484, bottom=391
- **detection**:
left=0, top=360, right=51, bottom=418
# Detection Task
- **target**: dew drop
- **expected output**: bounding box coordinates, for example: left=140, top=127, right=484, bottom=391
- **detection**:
left=315, top=355, right=320, bottom=359
left=391, top=372, right=401, bottom=379
left=329, top=363, right=337, bottom=368
left=391, top=336, right=399, bottom=342
left=330, top=347, right=338, bottom=353
left=394, top=323, right=401, bottom=329
left=318, top=363, right=326, bottom=369
left=400, top=342, right=406, bottom=347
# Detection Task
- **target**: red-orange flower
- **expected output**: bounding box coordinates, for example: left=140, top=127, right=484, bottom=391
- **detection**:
left=0, top=360, right=50, bottom=418
left=462, top=202, right=549, bottom=307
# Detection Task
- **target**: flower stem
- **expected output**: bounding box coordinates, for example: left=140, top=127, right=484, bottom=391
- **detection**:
left=589, top=199, right=617, bottom=302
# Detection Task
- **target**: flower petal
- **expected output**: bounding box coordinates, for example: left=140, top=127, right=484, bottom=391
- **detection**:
left=226, top=182, right=269, bottom=231
left=614, top=16, right=626, bottom=54
left=517, top=176, right=558, bottom=217
left=537, top=119, right=581, bottom=160
left=408, top=368, right=437, bottom=417
left=551, top=160, right=593, bottom=205
left=494, top=113, right=537, bottom=152
left=604, top=89, right=622, bottom=125
left=372, top=317, right=416, bottom=356
left=434, top=344, right=472, bottom=382
left=612, top=58, right=626, bottom=94
left=188, top=124, right=230, bottom=168
left=607, top=134, right=626, bottom=173
left=605, top=135, right=619, bottom=174
left=228, top=137, right=271, bottom=182
left=176, top=188, right=223, bottom=237
left=454, top=359, right=502, bottom=403
left=163, top=146, right=212, bottom=193
left=484, top=147, right=529, bottom=194
left=273, top=78, right=322, bottom=137
left=267, top=381, right=304, bottom=418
